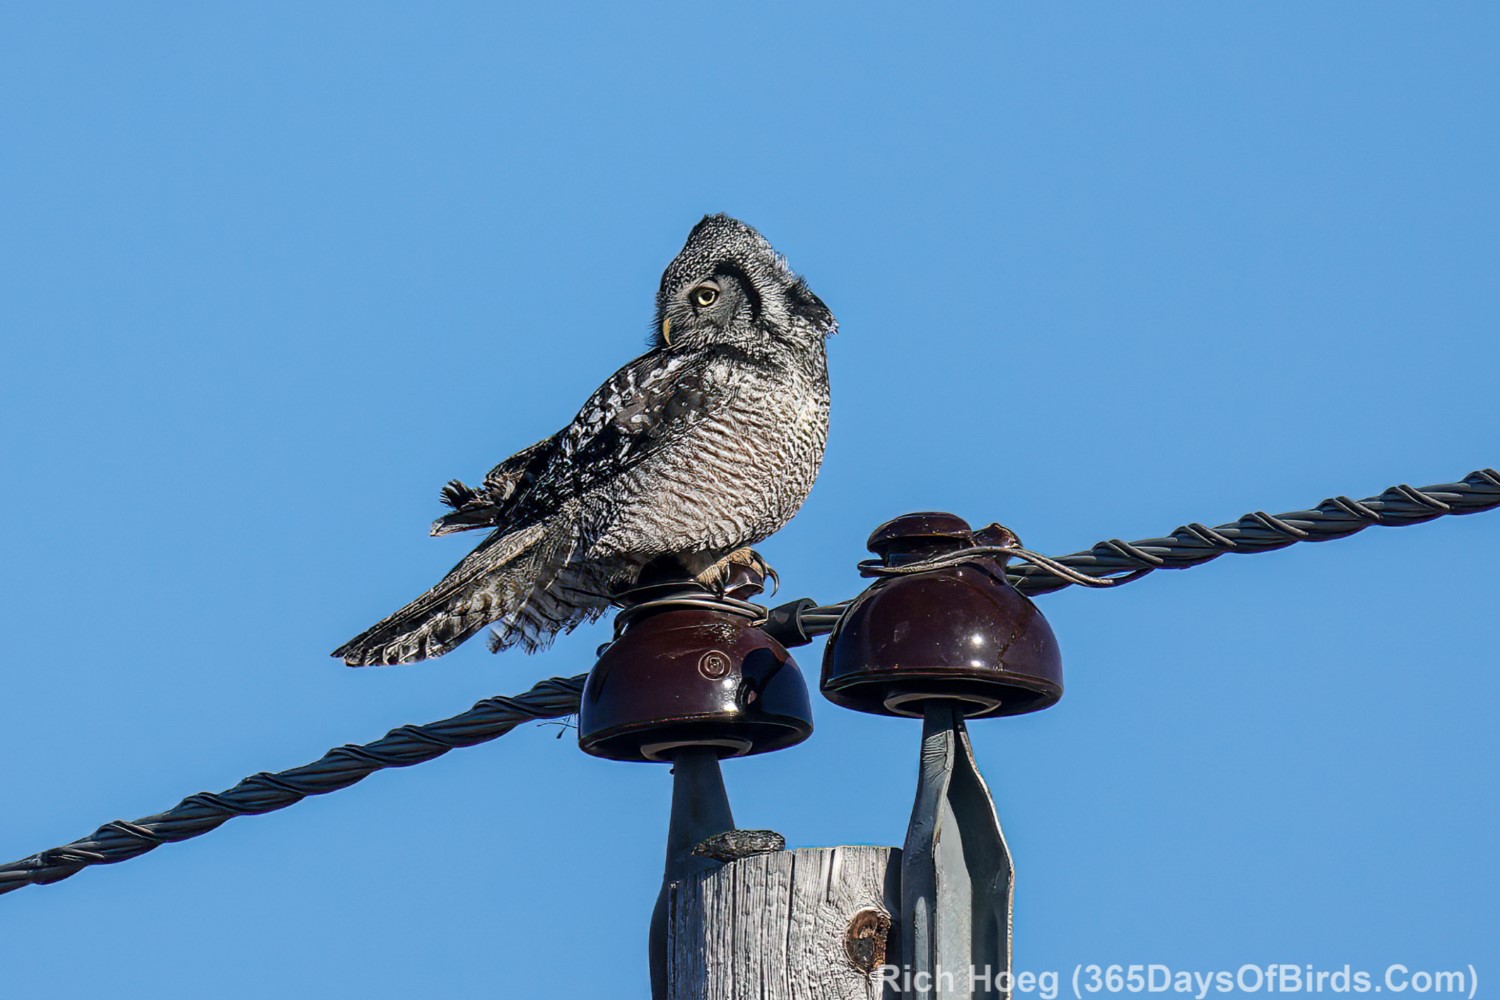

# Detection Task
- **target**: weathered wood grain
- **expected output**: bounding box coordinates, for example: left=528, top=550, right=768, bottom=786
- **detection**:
left=667, top=846, right=901, bottom=1000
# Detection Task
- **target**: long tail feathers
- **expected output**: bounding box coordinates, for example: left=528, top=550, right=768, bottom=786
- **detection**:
left=332, top=521, right=602, bottom=666
left=484, top=559, right=610, bottom=654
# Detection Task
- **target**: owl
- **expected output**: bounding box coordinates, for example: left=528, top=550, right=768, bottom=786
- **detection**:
left=334, top=215, right=836, bottom=666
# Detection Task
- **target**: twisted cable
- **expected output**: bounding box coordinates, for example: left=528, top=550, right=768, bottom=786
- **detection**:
left=0, top=675, right=585, bottom=896
left=1004, top=467, right=1500, bottom=597
left=790, top=468, right=1500, bottom=629
left=3, top=468, right=1494, bottom=896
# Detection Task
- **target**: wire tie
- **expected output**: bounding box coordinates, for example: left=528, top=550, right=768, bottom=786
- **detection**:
left=103, top=820, right=164, bottom=843
left=43, top=847, right=107, bottom=864
left=1328, top=496, right=1382, bottom=522
left=1392, top=483, right=1451, bottom=513
left=1181, top=523, right=1238, bottom=550
left=1008, top=547, right=1146, bottom=587
left=1102, top=538, right=1166, bottom=567
left=1248, top=511, right=1310, bottom=539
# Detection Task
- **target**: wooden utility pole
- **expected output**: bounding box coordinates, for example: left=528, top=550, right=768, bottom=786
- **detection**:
left=667, top=845, right=900, bottom=999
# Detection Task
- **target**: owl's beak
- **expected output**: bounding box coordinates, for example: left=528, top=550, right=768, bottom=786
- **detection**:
left=661, top=317, right=672, bottom=345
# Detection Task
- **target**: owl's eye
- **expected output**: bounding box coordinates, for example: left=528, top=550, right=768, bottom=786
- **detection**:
left=692, top=284, right=719, bottom=308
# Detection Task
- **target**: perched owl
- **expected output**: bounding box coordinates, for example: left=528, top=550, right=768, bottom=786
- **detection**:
left=333, top=215, right=836, bottom=666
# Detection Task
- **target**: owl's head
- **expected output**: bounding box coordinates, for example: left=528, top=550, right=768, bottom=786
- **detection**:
left=653, top=215, right=835, bottom=352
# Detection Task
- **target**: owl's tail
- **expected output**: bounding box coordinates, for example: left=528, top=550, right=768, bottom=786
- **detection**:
left=332, top=521, right=606, bottom=666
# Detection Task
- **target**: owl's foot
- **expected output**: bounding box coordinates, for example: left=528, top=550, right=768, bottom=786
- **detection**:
left=695, top=547, right=779, bottom=599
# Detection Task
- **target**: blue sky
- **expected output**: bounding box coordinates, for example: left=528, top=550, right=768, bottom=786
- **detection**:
left=2, top=3, right=1495, bottom=997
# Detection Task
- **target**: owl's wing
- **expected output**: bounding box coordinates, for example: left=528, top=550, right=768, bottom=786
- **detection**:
left=480, top=435, right=559, bottom=497
left=523, top=348, right=724, bottom=506
left=432, top=434, right=561, bottom=536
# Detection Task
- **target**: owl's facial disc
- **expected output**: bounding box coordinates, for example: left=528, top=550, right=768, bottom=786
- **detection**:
left=656, top=271, right=753, bottom=350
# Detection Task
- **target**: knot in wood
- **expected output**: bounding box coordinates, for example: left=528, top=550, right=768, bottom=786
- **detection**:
left=843, top=907, right=891, bottom=974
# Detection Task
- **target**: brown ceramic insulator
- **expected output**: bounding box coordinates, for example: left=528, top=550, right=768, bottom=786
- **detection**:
left=866, top=511, right=974, bottom=568
left=579, top=603, right=813, bottom=763
left=822, top=512, right=1063, bottom=719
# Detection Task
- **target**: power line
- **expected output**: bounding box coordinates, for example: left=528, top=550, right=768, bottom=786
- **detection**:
left=0, top=676, right=584, bottom=896
left=1008, top=467, right=1500, bottom=596
left=791, top=468, right=1499, bottom=635
left=2, top=468, right=1494, bottom=897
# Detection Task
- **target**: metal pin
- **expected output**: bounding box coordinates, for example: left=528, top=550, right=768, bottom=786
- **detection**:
left=902, top=701, right=1013, bottom=1000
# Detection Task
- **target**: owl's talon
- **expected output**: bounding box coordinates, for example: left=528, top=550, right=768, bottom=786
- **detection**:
left=696, top=548, right=777, bottom=599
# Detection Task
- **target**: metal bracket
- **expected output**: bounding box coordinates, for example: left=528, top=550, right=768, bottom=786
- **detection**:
left=651, top=748, right=735, bottom=1000
left=901, top=701, right=1014, bottom=999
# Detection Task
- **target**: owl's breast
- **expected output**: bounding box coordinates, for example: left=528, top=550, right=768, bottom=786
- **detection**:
left=715, top=352, right=829, bottom=517
left=589, top=350, right=830, bottom=558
